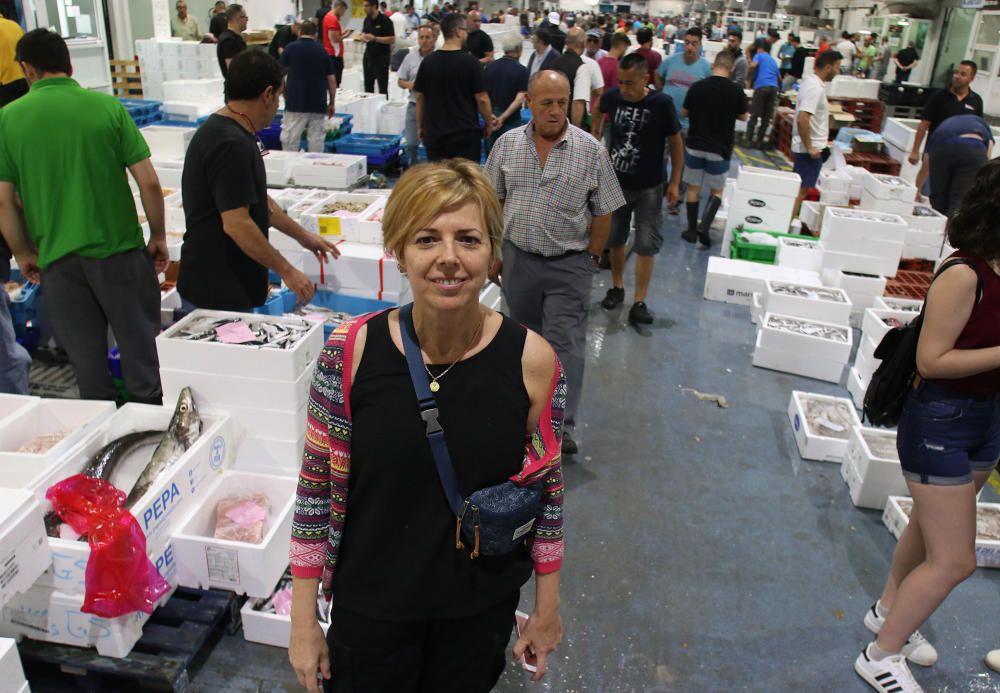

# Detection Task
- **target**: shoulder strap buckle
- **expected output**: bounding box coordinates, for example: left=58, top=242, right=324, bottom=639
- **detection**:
left=421, top=407, right=443, bottom=435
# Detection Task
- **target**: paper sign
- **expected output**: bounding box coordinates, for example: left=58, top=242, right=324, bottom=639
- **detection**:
left=205, top=545, right=240, bottom=584
left=215, top=321, right=256, bottom=344
left=319, top=217, right=342, bottom=237
left=302, top=313, right=327, bottom=323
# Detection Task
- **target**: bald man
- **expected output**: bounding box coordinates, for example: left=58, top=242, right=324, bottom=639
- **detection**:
left=465, top=10, right=494, bottom=63
left=484, top=70, right=625, bottom=455
left=552, top=27, right=592, bottom=127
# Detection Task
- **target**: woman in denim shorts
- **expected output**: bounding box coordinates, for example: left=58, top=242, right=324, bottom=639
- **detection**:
left=855, top=160, right=1000, bottom=693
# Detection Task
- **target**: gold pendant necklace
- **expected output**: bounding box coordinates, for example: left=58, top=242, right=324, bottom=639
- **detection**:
left=423, top=315, right=485, bottom=393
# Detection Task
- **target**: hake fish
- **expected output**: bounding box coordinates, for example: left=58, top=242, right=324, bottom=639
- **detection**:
left=125, top=387, right=202, bottom=507
left=81, top=429, right=166, bottom=481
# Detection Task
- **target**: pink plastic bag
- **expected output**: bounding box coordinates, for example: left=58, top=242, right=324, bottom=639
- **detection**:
left=46, top=474, right=171, bottom=618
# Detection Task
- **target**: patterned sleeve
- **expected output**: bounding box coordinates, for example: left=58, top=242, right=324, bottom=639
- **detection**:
left=512, top=359, right=567, bottom=574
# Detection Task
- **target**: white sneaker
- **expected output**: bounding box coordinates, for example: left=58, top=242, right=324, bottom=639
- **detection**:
left=855, top=645, right=925, bottom=693
left=985, top=649, right=1000, bottom=673
left=864, top=602, right=939, bottom=667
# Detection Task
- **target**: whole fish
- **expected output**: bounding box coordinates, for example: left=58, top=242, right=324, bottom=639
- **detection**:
left=125, top=387, right=202, bottom=507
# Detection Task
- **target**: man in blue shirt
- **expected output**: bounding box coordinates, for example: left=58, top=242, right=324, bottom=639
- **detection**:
left=745, top=38, right=779, bottom=150
left=279, top=20, right=337, bottom=152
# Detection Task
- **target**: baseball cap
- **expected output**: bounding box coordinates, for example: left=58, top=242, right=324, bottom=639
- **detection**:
left=586, top=28, right=601, bottom=39
left=548, top=11, right=559, bottom=24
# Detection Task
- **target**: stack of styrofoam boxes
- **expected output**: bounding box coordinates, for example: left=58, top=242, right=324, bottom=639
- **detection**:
left=152, top=156, right=185, bottom=189
left=821, top=268, right=887, bottom=329
left=819, top=206, right=908, bottom=280
left=0, top=488, right=51, bottom=614
left=703, top=256, right=821, bottom=307
left=902, top=205, right=947, bottom=261
left=343, top=38, right=365, bottom=70
left=157, top=310, right=325, bottom=479
left=263, top=150, right=303, bottom=186
left=291, top=153, right=368, bottom=189
left=339, top=67, right=364, bottom=94
left=0, top=639, right=29, bottom=693
left=881, top=117, right=923, bottom=184
left=774, top=235, right=822, bottom=273
left=754, top=293, right=853, bottom=383
left=376, top=100, right=408, bottom=136
left=338, top=91, right=387, bottom=133
left=162, top=77, right=224, bottom=104
left=816, top=168, right=852, bottom=207
left=846, top=307, right=916, bottom=409
left=136, top=38, right=220, bottom=102
left=828, top=76, right=881, bottom=100
left=841, top=426, right=908, bottom=510
left=713, top=178, right=737, bottom=230
left=721, top=166, right=801, bottom=257
left=138, top=189, right=184, bottom=261
left=787, top=391, right=862, bottom=463
left=140, top=124, right=195, bottom=160
left=857, top=173, right=918, bottom=220
left=0, top=401, right=238, bottom=657
left=884, top=496, right=1000, bottom=568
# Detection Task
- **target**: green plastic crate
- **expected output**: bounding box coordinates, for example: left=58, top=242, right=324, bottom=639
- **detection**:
left=730, top=228, right=813, bottom=264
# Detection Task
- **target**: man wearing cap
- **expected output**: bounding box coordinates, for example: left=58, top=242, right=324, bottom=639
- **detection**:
left=546, top=11, right=565, bottom=53
left=585, top=29, right=607, bottom=61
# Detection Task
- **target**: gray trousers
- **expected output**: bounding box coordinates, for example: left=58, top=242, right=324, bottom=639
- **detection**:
left=0, top=292, right=30, bottom=395
left=747, top=86, right=778, bottom=149
left=502, top=240, right=595, bottom=427
left=404, top=102, right=419, bottom=167
left=41, top=249, right=163, bottom=405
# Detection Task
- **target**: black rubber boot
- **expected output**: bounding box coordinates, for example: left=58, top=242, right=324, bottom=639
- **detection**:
left=698, top=195, right=722, bottom=249
left=682, top=201, right=699, bottom=243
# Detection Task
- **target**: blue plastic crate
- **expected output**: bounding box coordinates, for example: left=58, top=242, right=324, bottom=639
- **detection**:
left=119, top=98, right=162, bottom=117
left=251, top=287, right=295, bottom=316
left=366, top=148, right=401, bottom=167
left=333, top=134, right=403, bottom=157
left=296, top=290, right=395, bottom=340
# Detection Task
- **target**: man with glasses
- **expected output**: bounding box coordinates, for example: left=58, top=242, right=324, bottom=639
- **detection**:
left=360, top=0, right=394, bottom=94
left=216, top=4, right=248, bottom=78
left=179, top=50, right=339, bottom=312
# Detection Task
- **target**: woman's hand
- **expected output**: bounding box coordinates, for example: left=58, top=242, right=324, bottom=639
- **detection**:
left=513, top=607, right=563, bottom=682
left=289, top=619, right=331, bottom=693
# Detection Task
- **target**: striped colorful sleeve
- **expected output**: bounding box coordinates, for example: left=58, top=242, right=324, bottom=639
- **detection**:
left=513, top=359, right=567, bottom=574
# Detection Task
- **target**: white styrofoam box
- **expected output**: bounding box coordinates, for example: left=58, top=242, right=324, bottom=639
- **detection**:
left=847, top=365, right=867, bottom=410
left=161, top=363, right=312, bottom=415
left=821, top=268, right=887, bottom=296
left=758, top=312, right=852, bottom=363
left=0, top=639, right=27, bottom=691
left=702, top=256, right=822, bottom=306
left=841, top=426, right=907, bottom=510
left=874, top=296, right=922, bottom=313
left=787, top=390, right=862, bottom=462
left=303, top=242, right=407, bottom=299
left=0, top=583, right=172, bottom=658
left=883, top=496, right=1000, bottom=569
left=798, top=200, right=821, bottom=231
left=818, top=169, right=852, bottom=193
left=140, top=125, right=195, bottom=159
left=0, top=394, right=37, bottom=430
left=820, top=245, right=901, bottom=279
left=300, top=193, right=386, bottom=243
left=725, top=187, right=795, bottom=235
left=274, top=188, right=321, bottom=212
left=356, top=199, right=387, bottom=245
left=882, top=118, right=921, bottom=153
left=287, top=191, right=336, bottom=222
left=884, top=140, right=922, bottom=185
left=754, top=333, right=845, bottom=383
left=157, top=310, right=324, bottom=383
left=828, top=76, right=881, bottom=100
left=162, top=100, right=218, bottom=122
left=859, top=189, right=914, bottom=218
left=763, top=281, right=852, bottom=325
left=0, top=400, right=117, bottom=488
left=909, top=205, right=947, bottom=234
left=856, top=333, right=881, bottom=370
left=240, top=580, right=330, bottom=648
left=376, top=100, right=407, bottom=136
left=206, top=402, right=307, bottom=445
left=173, top=472, right=297, bottom=598
left=263, top=150, right=302, bottom=186
left=291, top=153, right=367, bottom=189
left=162, top=77, right=224, bottom=102
left=821, top=230, right=903, bottom=263
left=722, top=178, right=736, bottom=208
left=903, top=242, right=944, bottom=262
left=751, top=292, right=762, bottom=325
left=0, top=490, right=50, bottom=608
left=775, top=236, right=822, bottom=272
left=33, top=405, right=238, bottom=595
left=861, top=308, right=915, bottom=347
left=819, top=188, right=850, bottom=206
left=234, top=433, right=306, bottom=477
left=822, top=207, right=908, bottom=244
left=735, top=166, right=801, bottom=199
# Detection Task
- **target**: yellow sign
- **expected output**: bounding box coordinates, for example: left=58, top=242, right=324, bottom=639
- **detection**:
left=319, top=217, right=342, bottom=237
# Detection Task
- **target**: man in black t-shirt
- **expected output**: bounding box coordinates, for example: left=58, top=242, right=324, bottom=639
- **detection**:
left=268, top=20, right=300, bottom=58
left=591, top=53, right=682, bottom=326
left=681, top=49, right=748, bottom=248
left=216, top=4, right=248, bottom=79
left=414, top=12, right=493, bottom=162
left=360, top=0, right=395, bottom=94
left=484, top=33, right=528, bottom=155
left=208, top=1, right=227, bottom=37
left=908, top=60, right=983, bottom=166
left=179, top=51, right=339, bottom=311
left=893, top=42, right=919, bottom=84
left=315, top=0, right=332, bottom=23
left=465, top=10, right=494, bottom=63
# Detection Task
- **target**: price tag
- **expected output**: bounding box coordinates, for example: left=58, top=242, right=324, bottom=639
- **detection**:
left=319, top=217, right=342, bottom=237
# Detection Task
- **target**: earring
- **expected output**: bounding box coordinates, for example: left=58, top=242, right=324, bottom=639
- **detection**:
left=397, top=263, right=407, bottom=276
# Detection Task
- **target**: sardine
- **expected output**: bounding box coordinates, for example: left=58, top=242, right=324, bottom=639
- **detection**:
left=125, top=387, right=202, bottom=507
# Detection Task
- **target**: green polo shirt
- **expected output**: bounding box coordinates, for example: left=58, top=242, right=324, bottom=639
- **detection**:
left=0, top=77, right=149, bottom=268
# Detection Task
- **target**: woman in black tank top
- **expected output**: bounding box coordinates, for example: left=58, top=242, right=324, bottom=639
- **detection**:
left=289, top=160, right=565, bottom=693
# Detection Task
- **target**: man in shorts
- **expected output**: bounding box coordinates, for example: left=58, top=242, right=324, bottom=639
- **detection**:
left=681, top=50, right=748, bottom=248
left=792, top=50, right=842, bottom=219
left=592, top=53, right=682, bottom=325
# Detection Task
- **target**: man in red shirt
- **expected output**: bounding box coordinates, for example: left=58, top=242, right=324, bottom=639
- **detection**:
left=598, top=32, right=630, bottom=92
left=322, top=0, right=349, bottom=86
left=633, top=27, right=660, bottom=87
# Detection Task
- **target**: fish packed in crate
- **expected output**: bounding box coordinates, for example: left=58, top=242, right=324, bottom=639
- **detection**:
left=249, top=569, right=328, bottom=624
left=802, top=395, right=855, bottom=440
left=17, top=431, right=69, bottom=454
left=171, top=316, right=312, bottom=350
left=289, top=304, right=355, bottom=328
left=896, top=498, right=1000, bottom=541
left=318, top=201, right=369, bottom=216
left=765, top=315, right=850, bottom=343
left=770, top=283, right=848, bottom=303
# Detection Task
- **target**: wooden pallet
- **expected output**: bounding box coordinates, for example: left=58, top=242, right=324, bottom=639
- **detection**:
left=18, top=587, right=242, bottom=692
left=830, top=97, right=885, bottom=133
left=110, top=59, right=144, bottom=98
left=844, top=151, right=901, bottom=176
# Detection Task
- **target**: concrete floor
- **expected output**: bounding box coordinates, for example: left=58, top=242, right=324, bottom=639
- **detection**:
left=187, top=156, right=1000, bottom=693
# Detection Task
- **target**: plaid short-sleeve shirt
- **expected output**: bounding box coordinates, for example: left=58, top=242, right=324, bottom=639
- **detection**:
left=484, top=121, right=625, bottom=257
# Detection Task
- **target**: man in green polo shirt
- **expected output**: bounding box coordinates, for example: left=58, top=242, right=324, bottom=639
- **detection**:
left=0, top=29, right=167, bottom=405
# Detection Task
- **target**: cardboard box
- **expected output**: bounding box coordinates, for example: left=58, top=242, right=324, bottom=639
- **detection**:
left=736, top=165, right=801, bottom=199
left=822, top=207, right=908, bottom=244
left=820, top=244, right=901, bottom=279
left=841, top=426, right=907, bottom=509
left=753, top=334, right=845, bottom=384
left=0, top=490, right=50, bottom=609
left=858, top=189, right=914, bottom=218
left=883, top=497, right=1000, bottom=569
left=173, top=471, right=297, bottom=598
left=775, top=236, right=822, bottom=272
left=758, top=312, right=852, bottom=363
left=157, top=310, right=325, bottom=383
left=787, top=390, right=861, bottom=462
left=763, top=281, right=852, bottom=325
left=725, top=187, right=796, bottom=235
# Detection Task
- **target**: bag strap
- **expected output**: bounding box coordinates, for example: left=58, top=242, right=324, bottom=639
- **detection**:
left=923, top=258, right=983, bottom=314
left=398, top=303, right=465, bottom=517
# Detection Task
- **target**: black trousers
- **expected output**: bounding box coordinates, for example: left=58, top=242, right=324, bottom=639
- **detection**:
left=424, top=132, right=482, bottom=163
left=330, top=56, right=344, bottom=88
left=323, top=591, right=518, bottom=693
left=0, top=79, right=28, bottom=108
left=363, top=52, right=390, bottom=94
left=929, top=144, right=988, bottom=218
left=746, top=86, right=778, bottom=149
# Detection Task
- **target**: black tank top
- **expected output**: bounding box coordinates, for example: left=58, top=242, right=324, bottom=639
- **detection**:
left=331, top=310, right=533, bottom=621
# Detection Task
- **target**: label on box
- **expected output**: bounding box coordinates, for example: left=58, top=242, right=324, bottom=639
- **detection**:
left=319, top=217, right=342, bottom=237
left=794, top=414, right=801, bottom=432
left=205, top=545, right=240, bottom=584
left=0, top=550, right=18, bottom=591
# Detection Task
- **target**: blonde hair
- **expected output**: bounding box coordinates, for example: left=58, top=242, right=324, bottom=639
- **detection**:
left=382, top=159, right=503, bottom=264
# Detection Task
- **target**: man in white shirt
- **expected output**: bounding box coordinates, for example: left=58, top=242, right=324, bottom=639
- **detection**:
left=834, top=32, right=856, bottom=74
left=792, top=49, right=842, bottom=218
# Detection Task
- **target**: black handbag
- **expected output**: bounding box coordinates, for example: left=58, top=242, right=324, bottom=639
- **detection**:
left=863, top=259, right=982, bottom=427
left=398, top=304, right=542, bottom=559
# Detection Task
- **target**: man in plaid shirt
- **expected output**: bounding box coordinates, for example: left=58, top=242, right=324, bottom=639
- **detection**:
left=485, top=70, right=625, bottom=455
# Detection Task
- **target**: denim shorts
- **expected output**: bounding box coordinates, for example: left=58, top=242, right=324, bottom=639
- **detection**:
left=682, top=148, right=729, bottom=192
left=608, top=185, right=664, bottom=256
left=792, top=152, right=823, bottom=189
left=896, top=380, right=1000, bottom=486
